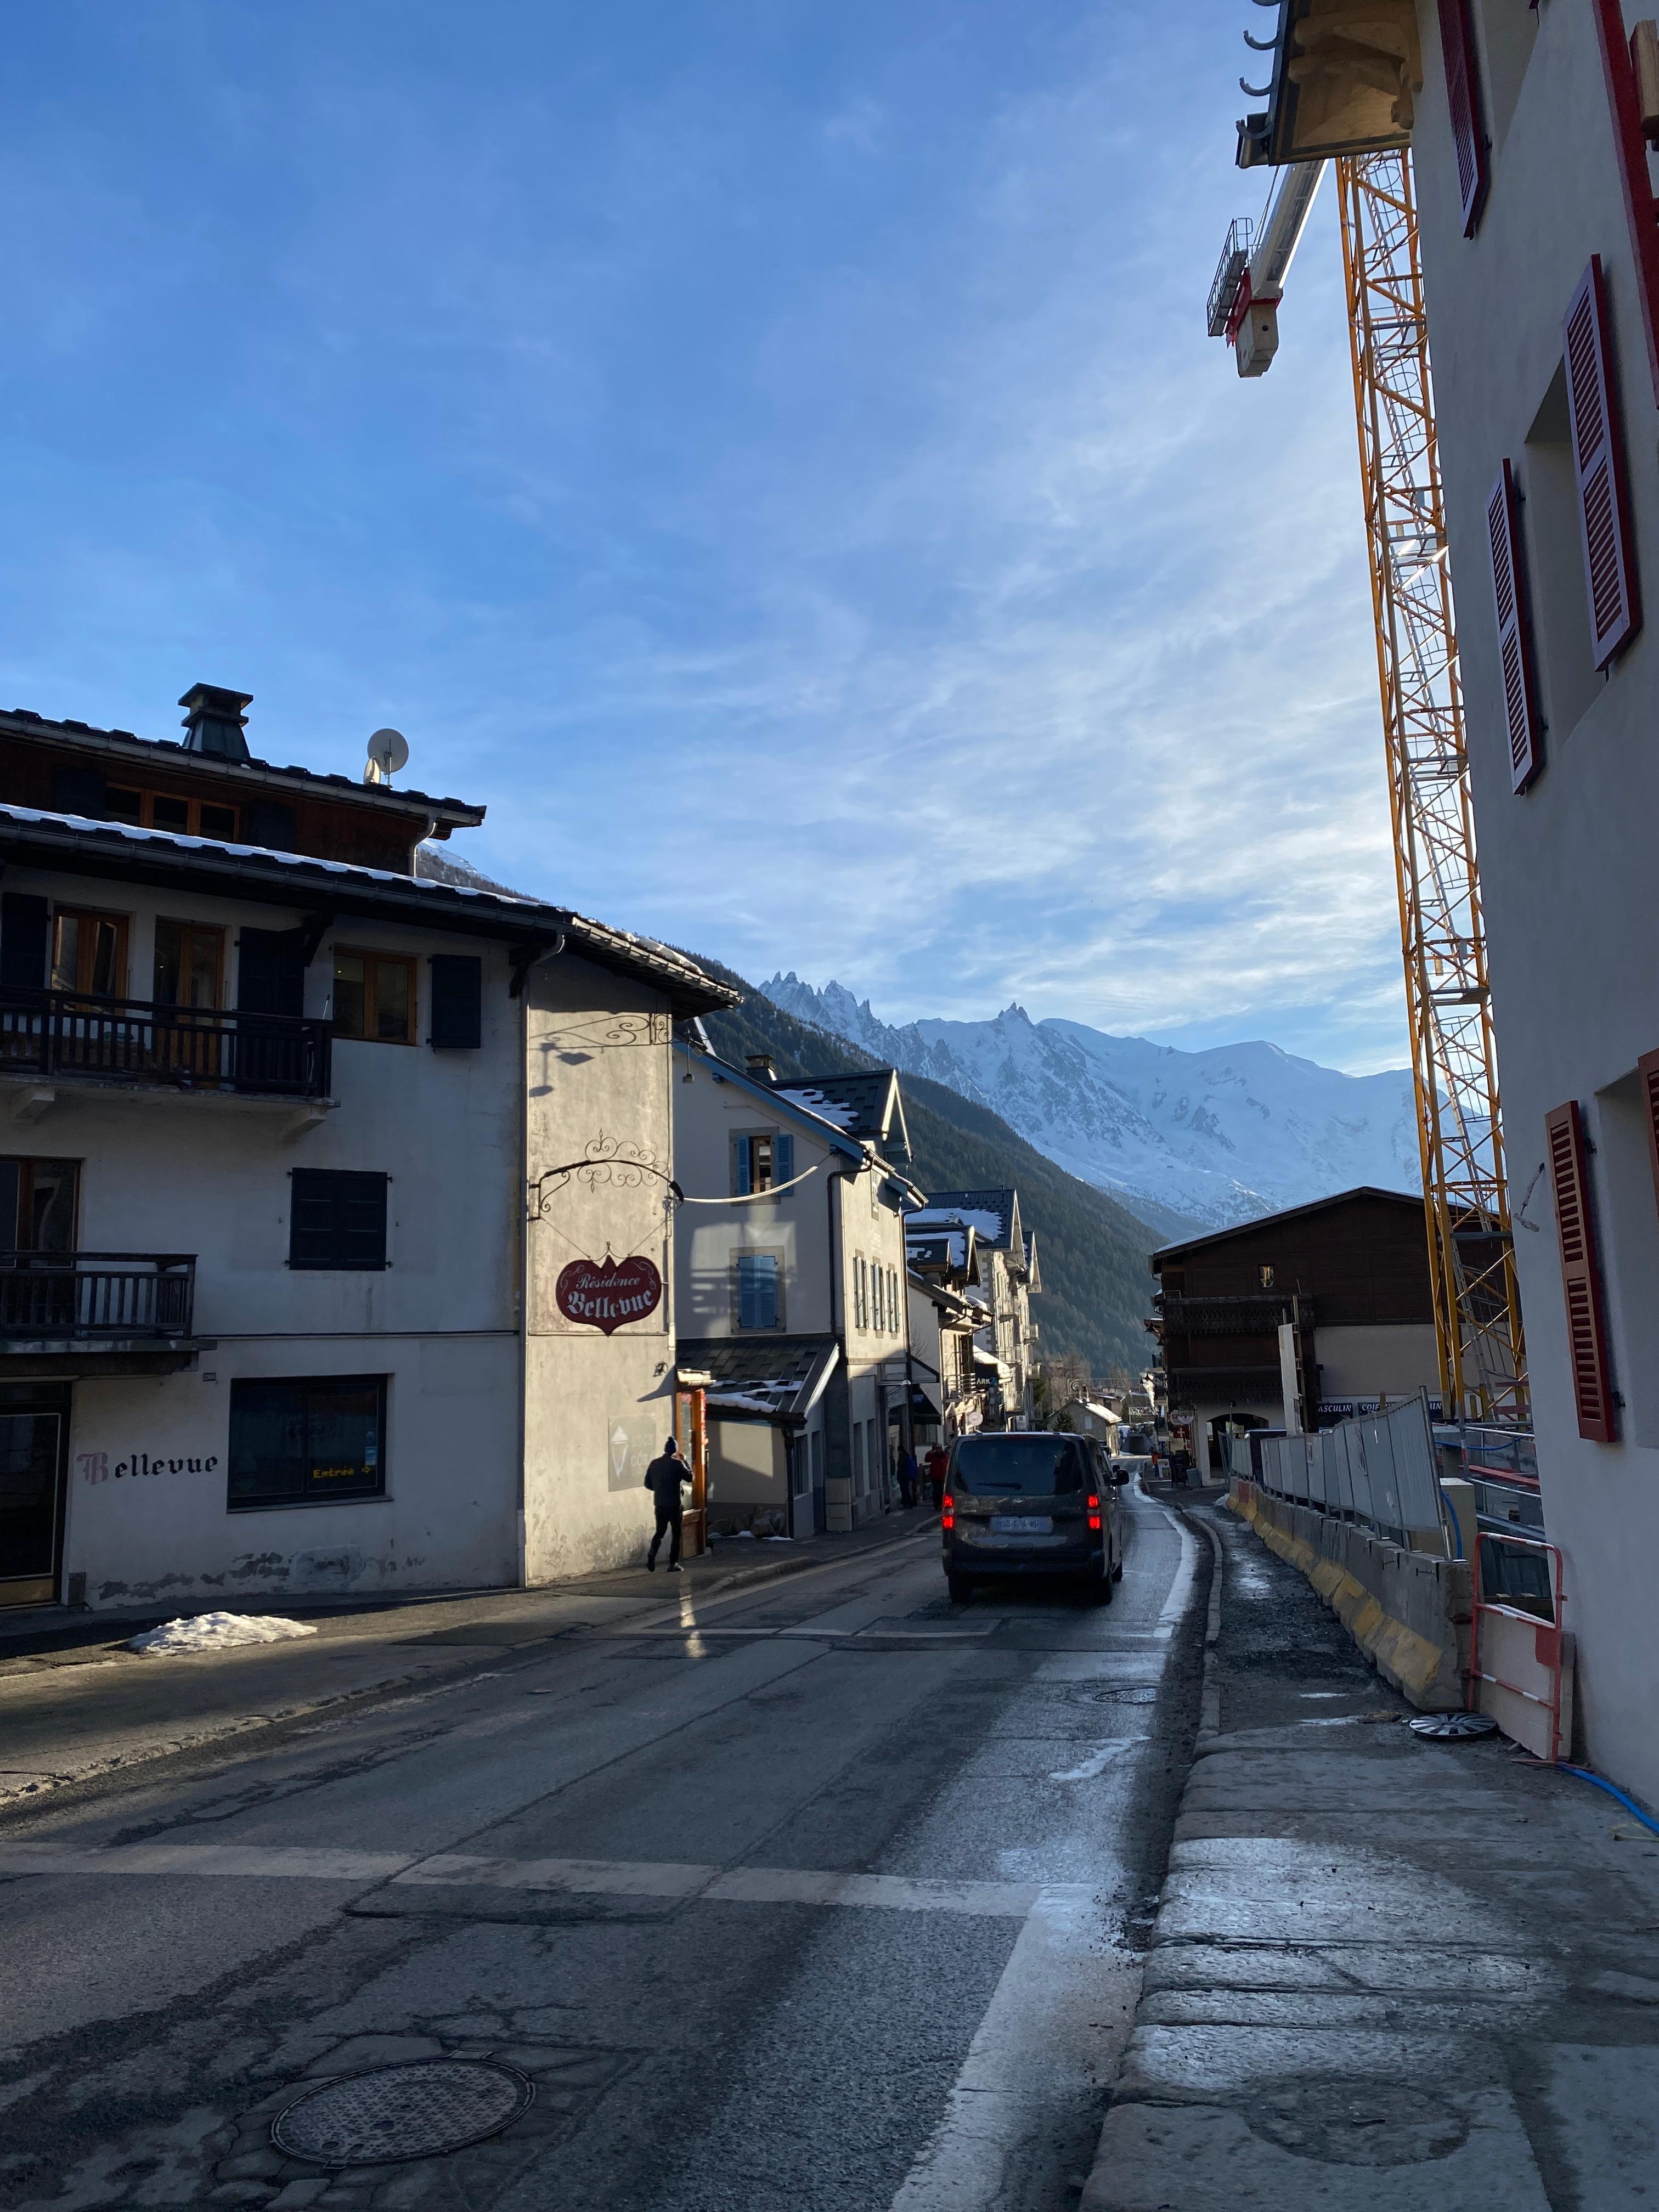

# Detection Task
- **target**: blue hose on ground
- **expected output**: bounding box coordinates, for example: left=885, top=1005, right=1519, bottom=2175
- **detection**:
left=1557, top=1764, right=1659, bottom=1837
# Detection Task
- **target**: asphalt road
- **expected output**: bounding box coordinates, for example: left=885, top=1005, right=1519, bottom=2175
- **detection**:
left=0, top=1483, right=1207, bottom=2212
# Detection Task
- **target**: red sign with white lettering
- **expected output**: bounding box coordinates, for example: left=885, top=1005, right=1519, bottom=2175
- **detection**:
left=555, top=1254, right=664, bottom=1335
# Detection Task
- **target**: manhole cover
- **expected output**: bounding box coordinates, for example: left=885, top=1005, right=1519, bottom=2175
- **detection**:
left=1409, top=1711, right=1499, bottom=1740
left=272, top=2059, right=533, bottom=2166
left=1245, top=2077, right=1469, bottom=2166
left=1100, top=1684, right=1161, bottom=1705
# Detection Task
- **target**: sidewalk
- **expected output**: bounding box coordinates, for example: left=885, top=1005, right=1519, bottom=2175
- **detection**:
left=0, top=1508, right=938, bottom=1807
left=1084, top=1492, right=1659, bottom=2211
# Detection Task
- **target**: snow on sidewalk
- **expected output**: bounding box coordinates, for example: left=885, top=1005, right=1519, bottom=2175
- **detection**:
left=128, top=1612, right=319, bottom=1656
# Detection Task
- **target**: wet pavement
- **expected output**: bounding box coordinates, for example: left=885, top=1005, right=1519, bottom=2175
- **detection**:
left=0, top=1484, right=1205, bottom=2212
left=1084, top=1491, right=1659, bottom=2211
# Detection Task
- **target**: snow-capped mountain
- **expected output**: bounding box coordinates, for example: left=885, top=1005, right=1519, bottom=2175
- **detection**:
left=761, top=975, right=1421, bottom=1238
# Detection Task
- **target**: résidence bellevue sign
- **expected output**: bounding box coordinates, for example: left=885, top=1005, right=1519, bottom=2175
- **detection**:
left=555, top=1254, right=664, bottom=1335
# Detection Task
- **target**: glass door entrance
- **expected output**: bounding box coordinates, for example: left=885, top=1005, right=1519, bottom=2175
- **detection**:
left=0, top=1400, right=67, bottom=1606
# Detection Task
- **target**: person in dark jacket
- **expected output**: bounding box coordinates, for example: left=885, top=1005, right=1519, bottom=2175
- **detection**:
left=645, top=1436, right=691, bottom=1572
left=925, top=1442, right=950, bottom=1510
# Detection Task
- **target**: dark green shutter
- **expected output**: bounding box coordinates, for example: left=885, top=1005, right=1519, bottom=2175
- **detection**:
left=0, top=895, right=49, bottom=989
left=428, top=956, right=482, bottom=1048
left=50, top=764, right=106, bottom=819
left=247, top=800, right=298, bottom=852
left=238, top=928, right=307, bottom=1016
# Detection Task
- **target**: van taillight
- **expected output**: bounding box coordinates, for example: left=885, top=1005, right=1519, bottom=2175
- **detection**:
left=941, top=1493, right=955, bottom=1530
left=1087, top=1492, right=1101, bottom=1531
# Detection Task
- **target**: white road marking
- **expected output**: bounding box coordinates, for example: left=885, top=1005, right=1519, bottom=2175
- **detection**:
left=0, top=1842, right=1074, bottom=1920
left=1048, top=1740, right=1137, bottom=1782
left=885, top=1887, right=1140, bottom=2212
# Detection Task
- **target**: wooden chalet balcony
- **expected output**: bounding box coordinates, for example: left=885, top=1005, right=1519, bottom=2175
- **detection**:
left=1154, top=1292, right=1300, bottom=1335
left=0, top=1252, right=195, bottom=1343
left=0, top=988, right=331, bottom=1101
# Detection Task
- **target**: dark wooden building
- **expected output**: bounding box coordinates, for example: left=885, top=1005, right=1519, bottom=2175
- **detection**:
left=1147, top=1188, right=1437, bottom=1475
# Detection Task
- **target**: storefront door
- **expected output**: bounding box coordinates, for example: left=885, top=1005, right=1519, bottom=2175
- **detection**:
left=0, top=1387, right=70, bottom=1606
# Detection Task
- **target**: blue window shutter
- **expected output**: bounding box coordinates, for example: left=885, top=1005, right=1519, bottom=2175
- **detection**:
left=757, top=1255, right=777, bottom=1327
left=776, top=1133, right=794, bottom=1187
left=733, top=1136, right=752, bottom=1196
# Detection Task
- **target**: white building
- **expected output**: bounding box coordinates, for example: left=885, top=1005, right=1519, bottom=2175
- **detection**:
left=671, top=1042, right=918, bottom=1534
left=0, top=690, right=734, bottom=1616
left=905, top=1189, right=1040, bottom=1427
left=1395, top=0, right=1659, bottom=1809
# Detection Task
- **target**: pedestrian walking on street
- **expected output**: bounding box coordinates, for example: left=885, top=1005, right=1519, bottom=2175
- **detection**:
left=925, top=1441, right=949, bottom=1510
left=898, top=1444, right=918, bottom=1509
left=645, top=1436, right=691, bottom=1572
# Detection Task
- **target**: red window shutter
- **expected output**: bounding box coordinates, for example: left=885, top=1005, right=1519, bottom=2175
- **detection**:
left=1638, top=1049, right=1659, bottom=1220
left=1487, top=461, right=1541, bottom=791
left=1565, top=257, right=1641, bottom=668
left=1438, top=0, right=1489, bottom=235
left=1545, top=1101, right=1617, bottom=1443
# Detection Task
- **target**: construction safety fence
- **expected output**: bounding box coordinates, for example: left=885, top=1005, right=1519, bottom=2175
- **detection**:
left=1231, top=1395, right=1446, bottom=1550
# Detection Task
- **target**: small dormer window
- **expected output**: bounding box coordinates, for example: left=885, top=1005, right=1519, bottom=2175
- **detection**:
left=1259, top=1265, right=1276, bottom=1291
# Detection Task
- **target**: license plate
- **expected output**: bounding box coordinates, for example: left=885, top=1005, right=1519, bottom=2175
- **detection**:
left=990, top=1514, right=1052, bottom=1534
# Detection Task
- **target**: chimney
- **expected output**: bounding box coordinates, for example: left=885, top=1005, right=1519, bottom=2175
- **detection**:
left=179, top=684, right=253, bottom=763
left=746, top=1053, right=776, bottom=1084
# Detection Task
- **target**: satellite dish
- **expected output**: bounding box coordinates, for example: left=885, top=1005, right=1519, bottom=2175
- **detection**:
left=365, top=727, right=410, bottom=783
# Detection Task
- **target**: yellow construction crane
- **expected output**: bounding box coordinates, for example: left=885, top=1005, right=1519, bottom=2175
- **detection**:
left=1209, top=146, right=1528, bottom=1425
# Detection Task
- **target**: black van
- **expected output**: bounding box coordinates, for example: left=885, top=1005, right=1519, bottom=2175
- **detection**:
left=941, top=1431, right=1125, bottom=1604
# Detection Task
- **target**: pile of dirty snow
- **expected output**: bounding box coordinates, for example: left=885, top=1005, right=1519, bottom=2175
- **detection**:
left=128, top=1612, right=319, bottom=1656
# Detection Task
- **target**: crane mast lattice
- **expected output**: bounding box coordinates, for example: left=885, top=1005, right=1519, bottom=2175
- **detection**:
left=1335, top=149, right=1526, bottom=1425
left=1211, top=143, right=1528, bottom=1423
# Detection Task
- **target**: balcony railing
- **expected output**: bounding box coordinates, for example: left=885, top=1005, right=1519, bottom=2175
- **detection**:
left=0, top=1252, right=195, bottom=1340
left=1155, top=1293, right=1302, bottom=1335
left=0, top=989, right=331, bottom=1100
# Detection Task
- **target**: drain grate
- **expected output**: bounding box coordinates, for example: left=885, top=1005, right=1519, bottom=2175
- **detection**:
left=272, top=2059, right=533, bottom=2167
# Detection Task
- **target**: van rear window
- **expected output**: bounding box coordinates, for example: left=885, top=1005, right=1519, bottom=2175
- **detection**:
left=951, top=1436, right=1090, bottom=1496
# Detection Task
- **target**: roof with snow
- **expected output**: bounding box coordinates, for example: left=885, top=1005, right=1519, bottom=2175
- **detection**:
left=0, top=803, right=737, bottom=1020
left=773, top=1068, right=910, bottom=1154
left=0, top=702, right=484, bottom=830
left=914, top=1189, right=1024, bottom=1262
left=677, top=1336, right=840, bottom=1423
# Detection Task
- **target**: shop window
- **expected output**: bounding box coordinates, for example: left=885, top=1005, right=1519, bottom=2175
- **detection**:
left=289, top=1170, right=388, bottom=1271
left=333, top=949, right=415, bottom=1043
left=227, top=1375, right=386, bottom=1509
left=51, top=909, right=127, bottom=997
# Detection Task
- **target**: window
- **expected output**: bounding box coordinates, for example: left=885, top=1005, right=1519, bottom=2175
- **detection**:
left=1259, top=1265, right=1276, bottom=1291
left=50, top=909, right=127, bottom=997
left=733, top=1133, right=774, bottom=1195
left=889, top=1267, right=900, bottom=1333
left=1522, top=363, right=1603, bottom=742
left=104, top=787, right=240, bottom=841
left=853, top=1255, right=868, bottom=1330
left=735, top=1251, right=782, bottom=1329
left=153, top=920, right=223, bottom=1009
left=227, top=1375, right=386, bottom=1509
left=333, top=950, right=415, bottom=1043
left=872, top=1265, right=884, bottom=1333
left=0, top=1159, right=77, bottom=1251
left=289, top=1170, right=388, bottom=1271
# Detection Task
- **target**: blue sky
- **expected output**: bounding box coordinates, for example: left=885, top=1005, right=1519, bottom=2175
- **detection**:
left=2, top=2, right=1410, bottom=1074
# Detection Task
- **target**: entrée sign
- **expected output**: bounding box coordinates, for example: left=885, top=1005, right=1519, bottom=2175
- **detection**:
left=555, top=1254, right=663, bottom=1335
